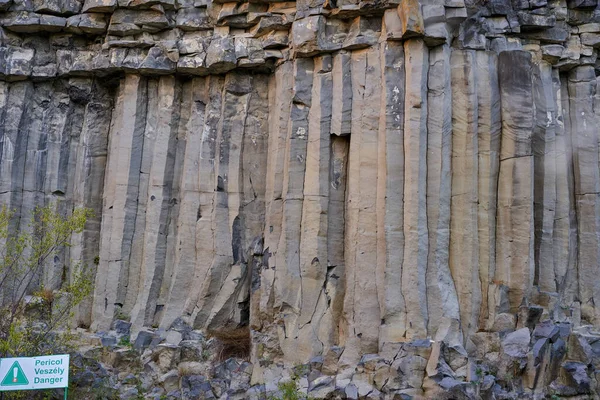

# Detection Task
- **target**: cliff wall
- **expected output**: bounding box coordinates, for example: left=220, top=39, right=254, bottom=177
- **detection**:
left=3, top=0, right=600, bottom=395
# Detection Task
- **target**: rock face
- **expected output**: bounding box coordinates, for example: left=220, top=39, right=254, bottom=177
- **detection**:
left=5, top=0, right=600, bottom=396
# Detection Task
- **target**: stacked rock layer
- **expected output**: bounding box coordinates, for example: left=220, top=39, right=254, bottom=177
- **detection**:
left=4, top=0, right=600, bottom=396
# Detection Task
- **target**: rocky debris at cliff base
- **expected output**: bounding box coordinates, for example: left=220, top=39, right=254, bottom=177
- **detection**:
left=66, top=315, right=600, bottom=399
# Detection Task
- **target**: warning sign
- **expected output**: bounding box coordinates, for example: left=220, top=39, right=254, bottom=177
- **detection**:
left=1, top=361, right=29, bottom=386
left=0, top=354, right=69, bottom=391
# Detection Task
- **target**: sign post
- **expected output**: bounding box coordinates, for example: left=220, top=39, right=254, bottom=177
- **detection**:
left=0, top=354, right=69, bottom=399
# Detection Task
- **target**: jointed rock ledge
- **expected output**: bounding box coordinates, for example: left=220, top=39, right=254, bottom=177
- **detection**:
left=3, top=0, right=600, bottom=397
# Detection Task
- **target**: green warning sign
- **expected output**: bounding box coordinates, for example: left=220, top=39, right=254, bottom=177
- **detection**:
left=1, top=361, right=29, bottom=386
left=0, top=354, right=69, bottom=392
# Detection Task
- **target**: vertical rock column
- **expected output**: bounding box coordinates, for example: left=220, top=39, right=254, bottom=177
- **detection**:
left=0, top=81, right=32, bottom=304
left=250, top=62, right=294, bottom=369
left=426, top=44, right=460, bottom=337
left=0, top=79, right=112, bottom=322
left=321, top=133, right=348, bottom=349
left=341, top=46, right=382, bottom=363
left=475, top=51, right=501, bottom=329
left=128, top=76, right=181, bottom=330
left=449, top=49, right=480, bottom=340
left=273, top=58, right=314, bottom=362
left=292, top=56, right=333, bottom=360
left=160, top=78, right=206, bottom=330
left=321, top=52, right=352, bottom=353
left=568, top=66, right=600, bottom=324
left=189, top=73, right=268, bottom=332
left=121, top=80, right=156, bottom=316
left=401, top=39, right=429, bottom=340
left=553, top=71, right=577, bottom=307
left=238, top=74, right=269, bottom=326
left=378, top=41, right=407, bottom=344
left=92, top=75, right=148, bottom=330
left=16, top=83, right=65, bottom=295
left=184, top=74, right=249, bottom=329
left=495, top=51, right=535, bottom=313
left=0, top=82, right=33, bottom=219
left=18, top=83, right=54, bottom=251
left=331, top=52, right=353, bottom=138
left=70, top=81, right=113, bottom=327
left=532, top=62, right=558, bottom=294
left=188, top=76, right=224, bottom=329
left=41, top=82, right=78, bottom=290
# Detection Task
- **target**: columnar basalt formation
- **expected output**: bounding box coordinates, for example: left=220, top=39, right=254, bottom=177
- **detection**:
left=5, top=0, right=600, bottom=396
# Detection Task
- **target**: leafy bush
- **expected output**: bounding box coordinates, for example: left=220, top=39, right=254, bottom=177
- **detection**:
left=0, top=205, right=94, bottom=358
left=0, top=206, right=94, bottom=400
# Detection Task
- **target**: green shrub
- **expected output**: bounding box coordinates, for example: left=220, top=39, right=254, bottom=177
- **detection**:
left=0, top=206, right=95, bottom=398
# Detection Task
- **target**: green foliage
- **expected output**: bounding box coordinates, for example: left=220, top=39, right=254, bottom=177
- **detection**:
left=114, top=309, right=130, bottom=322
left=279, top=381, right=303, bottom=400
left=119, top=335, right=133, bottom=348
left=268, top=380, right=315, bottom=400
left=0, top=205, right=94, bottom=358
left=0, top=388, right=65, bottom=399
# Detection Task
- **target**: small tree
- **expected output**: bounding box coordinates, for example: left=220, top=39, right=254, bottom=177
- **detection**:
left=0, top=205, right=94, bottom=358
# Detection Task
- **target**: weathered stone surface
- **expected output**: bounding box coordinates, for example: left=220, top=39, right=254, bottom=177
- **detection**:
left=401, top=38, right=429, bottom=341
left=476, top=51, right=501, bottom=331
left=450, top=49, right=481, bottom=343
left=502, top=327, right=531, bottom=358
left=425, top=44, right=460, bottom=342
left=82, top=0, right=116, bottom=12
left=341, top=47, right=382, bottom=363
left=569, top=66, right=600, bottom=325
left=379, top=40, right=406, bottom=345
left=496, top=50, right=535, bottom=313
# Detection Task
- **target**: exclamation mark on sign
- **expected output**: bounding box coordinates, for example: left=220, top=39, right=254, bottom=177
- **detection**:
left=12, top=368, right=17, bottom=383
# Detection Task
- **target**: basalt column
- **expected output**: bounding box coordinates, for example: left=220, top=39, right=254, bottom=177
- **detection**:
left=569, top=66, right=600, bottom=325
left=92, top=74, right=270, bottom=333
left=495, top=51, right=535, bottom=313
